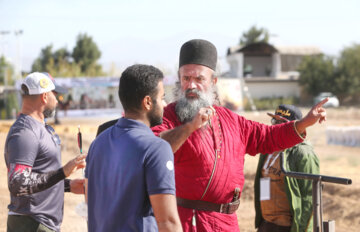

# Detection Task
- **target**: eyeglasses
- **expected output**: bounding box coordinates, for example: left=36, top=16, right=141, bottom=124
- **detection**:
left=45, top=124, right=61, bottom=145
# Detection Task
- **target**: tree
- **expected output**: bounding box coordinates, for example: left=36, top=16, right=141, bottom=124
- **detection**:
left=72, top=33, right=102, bottom=75
left=239, top=25, right=270, bottom=46
left=0, top=56, right=18, bottom=119
left=31, top=45, right=83, bottom=77
left=0, top=56, right=15, bottom=85
left=31, top=34, right=104, bottom=77
left=297, top=54, right=336, bottom=96
left=31, top=45, right=55, bottom=73
left=335, top=44, right=360, bottom=101
left=54, top=47, right=71, bottom=66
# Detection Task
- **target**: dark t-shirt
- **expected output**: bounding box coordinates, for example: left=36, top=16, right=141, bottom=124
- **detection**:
left=85, top=118, right=176, bottom=232
left=96, top=118, right=118, bottom=137
left=4, top=114, right=64, bottom=232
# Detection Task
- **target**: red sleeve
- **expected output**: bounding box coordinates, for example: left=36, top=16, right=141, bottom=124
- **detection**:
left=239, top=117, right=304, bottom=156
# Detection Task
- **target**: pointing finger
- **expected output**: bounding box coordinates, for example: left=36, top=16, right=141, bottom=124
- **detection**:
left=314, top=97, right=329, bottom=108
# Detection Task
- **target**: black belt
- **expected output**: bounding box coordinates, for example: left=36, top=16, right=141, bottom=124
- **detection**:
left=176, top=197, right=240, bottom=214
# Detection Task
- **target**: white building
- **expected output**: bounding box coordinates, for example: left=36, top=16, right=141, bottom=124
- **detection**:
left=223, top=42, right=321, bottom=100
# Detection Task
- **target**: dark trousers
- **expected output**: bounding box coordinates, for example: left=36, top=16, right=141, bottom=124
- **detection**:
left=7, top=215, right=55, bottom=232
left=257, top=220, right=291, bottom=232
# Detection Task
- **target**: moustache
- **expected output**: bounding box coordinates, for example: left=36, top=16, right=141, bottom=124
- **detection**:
left=185, top=89, right=201, bottom=98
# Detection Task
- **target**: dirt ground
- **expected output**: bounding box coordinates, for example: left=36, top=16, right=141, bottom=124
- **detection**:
left=1, top=107, right=359, bottom=232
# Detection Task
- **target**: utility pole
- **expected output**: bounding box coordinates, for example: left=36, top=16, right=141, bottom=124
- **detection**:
left=14, top=30, right=23, bottom=80
left=0, top=30, right=11, bottom=57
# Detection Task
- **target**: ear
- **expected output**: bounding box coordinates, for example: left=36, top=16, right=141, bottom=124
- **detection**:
left=40, top=92, right=48, bottom=104
left=142, top=95, right=152, bottom=111
left=212, top=76, right=218, bottom=85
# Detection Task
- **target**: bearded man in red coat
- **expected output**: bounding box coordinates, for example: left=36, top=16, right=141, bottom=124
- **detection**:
left=152, top=39, right=328, bottom=232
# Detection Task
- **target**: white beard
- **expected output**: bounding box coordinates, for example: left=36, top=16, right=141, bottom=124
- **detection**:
left=174, top=83, right=216, bottom=123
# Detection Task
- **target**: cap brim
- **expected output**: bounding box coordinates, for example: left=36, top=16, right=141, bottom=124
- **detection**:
left=54, top=85, right=68, bottom=94
left=267, top=112, right=289, bottom=122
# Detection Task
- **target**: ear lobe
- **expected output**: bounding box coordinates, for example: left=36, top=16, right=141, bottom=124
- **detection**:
left=213, top=77, right=218, bottom=85
left=41, top=92, right=48, bottom=103
left=143, top=96, right=152, bottom=111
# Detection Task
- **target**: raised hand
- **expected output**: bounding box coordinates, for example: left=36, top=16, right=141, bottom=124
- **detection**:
left=188, top=106, right=215, bottom=130
left=296, top=97, right=328, bottom=134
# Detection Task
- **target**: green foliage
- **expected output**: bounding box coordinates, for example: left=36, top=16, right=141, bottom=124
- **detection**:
left=0, top=56, right=6, bottom=84
left=297, top=44, right=360, bottom=103
left=297, top=54, right=335, bottom=96
left=335, top=44, right=360, bottom=98
left=244, top=96, right=299, bottom=111
left=72, top=33, right=102, bottom=75
left=0, top=91, right=19, bottom=119
left=5, top=91, right=19, bottom=119
left=31, top=34, right=103, bottom=77
left=0, top=56, right=15, bottom=85
left=240, top=25, right=269, bottom=46
left=31, top=45, right=54, bottom=73
left=0, top=56, right=17, bottom=119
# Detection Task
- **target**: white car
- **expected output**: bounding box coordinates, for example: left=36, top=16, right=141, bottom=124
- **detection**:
left=314, top=92, right=340, bottom=108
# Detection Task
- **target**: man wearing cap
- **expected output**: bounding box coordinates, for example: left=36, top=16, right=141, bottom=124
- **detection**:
left=4, top=72, right=86, bottom=232
left=254, top=105, right=319, bottom=232
left=151, top=39, right=328, bottom=231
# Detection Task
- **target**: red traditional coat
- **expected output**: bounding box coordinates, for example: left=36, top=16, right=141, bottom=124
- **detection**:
left=152, top=103, right=303, bottom=232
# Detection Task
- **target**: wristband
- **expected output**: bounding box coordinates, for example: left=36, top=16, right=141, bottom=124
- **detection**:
left=293, top=121, right=306, bottom=140
left=64, top=179, right=71, bottom=192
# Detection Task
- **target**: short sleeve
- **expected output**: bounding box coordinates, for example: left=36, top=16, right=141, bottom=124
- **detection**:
left=7, top=128, right=39, bottom=167
left=145, top=140, right=175, bottom=196
left=84, top=142, right=94, bottom=179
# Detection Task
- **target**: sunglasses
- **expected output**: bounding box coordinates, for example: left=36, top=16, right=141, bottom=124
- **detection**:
left=45, top=124, right=61, bottom=145
left=271, top=118, right=289, bottom=125
left=267, top=113, right=290, bottom=125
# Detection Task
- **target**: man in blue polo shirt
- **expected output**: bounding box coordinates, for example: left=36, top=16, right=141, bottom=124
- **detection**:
left=85, top=64, right=182, bottom=232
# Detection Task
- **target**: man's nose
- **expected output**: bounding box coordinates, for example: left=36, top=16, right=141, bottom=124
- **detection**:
left=187, top=79, right=197, bottom=89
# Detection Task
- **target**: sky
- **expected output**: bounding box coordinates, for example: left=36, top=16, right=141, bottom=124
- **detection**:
left=1, top=0, right=360, bottom=76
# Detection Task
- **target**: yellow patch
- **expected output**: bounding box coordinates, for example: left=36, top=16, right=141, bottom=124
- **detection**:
left=39, top=78, right=49, bottom=89
left=275, top=109, right=291, bottom=117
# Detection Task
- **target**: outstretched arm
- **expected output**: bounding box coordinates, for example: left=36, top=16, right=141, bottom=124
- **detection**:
left=295, top=98, right=328, bottom=134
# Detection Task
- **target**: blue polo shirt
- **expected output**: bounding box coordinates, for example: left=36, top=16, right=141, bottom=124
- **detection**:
left=85, top=118, right=175, bottom=232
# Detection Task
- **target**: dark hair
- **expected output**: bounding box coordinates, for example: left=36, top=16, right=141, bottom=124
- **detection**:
left=118, top=64, right=164, bottom=112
